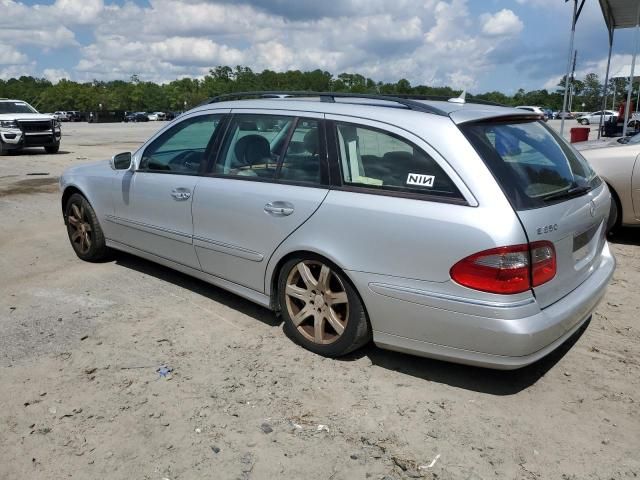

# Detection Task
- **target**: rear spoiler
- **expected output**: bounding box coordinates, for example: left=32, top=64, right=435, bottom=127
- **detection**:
left=450, top=112, right=545, bottom=125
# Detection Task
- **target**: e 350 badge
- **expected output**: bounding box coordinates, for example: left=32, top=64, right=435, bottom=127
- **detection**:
left=406, top=173, right=435, bottom=187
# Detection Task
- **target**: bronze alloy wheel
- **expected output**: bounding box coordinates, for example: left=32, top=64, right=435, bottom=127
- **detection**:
left=67, top=201, right=93, bottom=255
left=285, top=260, right=349, bottom=345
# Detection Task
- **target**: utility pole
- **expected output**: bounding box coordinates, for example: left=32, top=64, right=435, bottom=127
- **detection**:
left=561, top=0, right=586, bottom=136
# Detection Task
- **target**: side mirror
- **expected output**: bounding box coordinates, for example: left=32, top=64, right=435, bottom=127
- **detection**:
left=110, top=152, right=132, bottom=170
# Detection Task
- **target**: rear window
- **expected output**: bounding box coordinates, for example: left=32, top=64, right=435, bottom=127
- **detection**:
left=460, top=120, right=601, bottom=210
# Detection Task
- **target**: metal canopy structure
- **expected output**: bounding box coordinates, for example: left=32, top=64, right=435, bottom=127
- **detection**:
left=596, top=0, right=640, bottom=138
left=600, top=0, right=640, bottom=31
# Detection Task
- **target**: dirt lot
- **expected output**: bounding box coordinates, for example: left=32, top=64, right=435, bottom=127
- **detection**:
left=0, top=122, right=638, bottom=480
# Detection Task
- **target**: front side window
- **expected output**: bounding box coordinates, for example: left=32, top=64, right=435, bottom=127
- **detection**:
left=215, top=114, right=294, bottom=179
left=140, top=114, right=222, bottom=174
left=334, top=122, right=462, bottom=198
left=461, top=120, right=601, bottom=210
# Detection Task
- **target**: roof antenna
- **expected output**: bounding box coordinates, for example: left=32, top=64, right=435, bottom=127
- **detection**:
left=448, top=90, right=466, bottom=104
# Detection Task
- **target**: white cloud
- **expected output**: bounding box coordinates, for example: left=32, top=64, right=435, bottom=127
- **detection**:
left=53, top=0, right=104, bottom=24
left=43, top=68, right=71, bottom=83
left=481, top=9, right=524, bottom=37
left=0, top=44, right=28, bottom=65
left=0, top=0, right=528, bottom=91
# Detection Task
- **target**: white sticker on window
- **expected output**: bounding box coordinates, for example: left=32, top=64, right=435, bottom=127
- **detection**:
left=406, top=173, right=435, bottom=187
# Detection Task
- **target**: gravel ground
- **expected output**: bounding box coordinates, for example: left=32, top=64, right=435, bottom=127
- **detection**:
left=0, top=121, right=638, bottom=480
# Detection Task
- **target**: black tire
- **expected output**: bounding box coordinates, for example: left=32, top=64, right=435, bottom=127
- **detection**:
left=278, top=255, right=371, bottom=357
left=64, top=193, right=109, bottom=261
left=0, top=142, right=6, bottom=156
left=45, top=144, right=60, bottom=154
left=580, top=119, right=589, bottom=125
left=607, top=188, right=622, bottom=236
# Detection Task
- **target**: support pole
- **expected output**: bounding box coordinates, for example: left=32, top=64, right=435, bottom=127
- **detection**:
left=561, top=0, right=579, bottom=137
left=623, top=5, right=640, bottom=138
left=598, top=29, right=614, bottom=139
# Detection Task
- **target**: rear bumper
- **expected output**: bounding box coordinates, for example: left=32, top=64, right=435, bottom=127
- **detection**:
left=358, top=243, right=616, bottom=369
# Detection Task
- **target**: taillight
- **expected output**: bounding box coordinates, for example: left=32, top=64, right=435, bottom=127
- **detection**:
left=450, top=242, right=556, bottom=294
left=530, top=241, right=556, bottom=286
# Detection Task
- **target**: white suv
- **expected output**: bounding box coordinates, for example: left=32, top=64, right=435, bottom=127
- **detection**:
left=0, top=99, right=61, bottom=155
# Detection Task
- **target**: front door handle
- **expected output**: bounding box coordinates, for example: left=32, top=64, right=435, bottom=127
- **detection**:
left=264, top=201, right=294, bottom=216
left=171, top=188, right=191, bottom=201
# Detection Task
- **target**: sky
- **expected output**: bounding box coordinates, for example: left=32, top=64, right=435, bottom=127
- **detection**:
left=0, top=0, right=638, bottom=93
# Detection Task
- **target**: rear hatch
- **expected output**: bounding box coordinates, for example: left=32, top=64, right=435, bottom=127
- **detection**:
left=460, top=118, right=609, bottom=308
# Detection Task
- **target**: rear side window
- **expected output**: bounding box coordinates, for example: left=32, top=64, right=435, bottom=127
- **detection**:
left=215, top=114, right=294, bottom=179
left=461, top=120, right=601, bottom=210
left=279, top=119, right=323, bottom=185
left=334, top=122, right=462, bottom=199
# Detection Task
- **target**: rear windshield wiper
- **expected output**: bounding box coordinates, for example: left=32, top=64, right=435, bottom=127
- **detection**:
left=542, top=184, right=591, bottom=202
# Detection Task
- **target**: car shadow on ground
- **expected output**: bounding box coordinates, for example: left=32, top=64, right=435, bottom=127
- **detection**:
left=609, top=227, right=640, bottom=246
left=5, top=149, right=72, bottom=156
left=348, top=319, right=589, bottom=396
left=110, top=250, right=587, bottom=395
left=111, top=251, right=281, bottom=328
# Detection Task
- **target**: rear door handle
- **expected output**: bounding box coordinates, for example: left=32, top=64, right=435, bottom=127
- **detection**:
left=264, top=201, right=294, bottom=216
left=171, top=188, right=191, bottom=201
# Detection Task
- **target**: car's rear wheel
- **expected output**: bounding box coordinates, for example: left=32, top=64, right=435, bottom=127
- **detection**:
left=65, top=193, right=108, bottom=261
left=278, top=256, right=370, bottom=357
left=607, top=187, right=622, bottom=235
left=45, top=144, right=59, bottom=154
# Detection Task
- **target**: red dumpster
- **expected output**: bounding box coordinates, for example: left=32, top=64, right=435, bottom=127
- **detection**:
left=570, top=127, right=590, bottom=143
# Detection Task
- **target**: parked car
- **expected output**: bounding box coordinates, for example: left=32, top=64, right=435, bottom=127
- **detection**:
left=0, top=99, right=62, bottom=155
left=53, top=111, right=71, bottom=121
left=124, top=112, right=149, bottom=123
left=59, top=92, right=615, bottom=369
left=575, top=133, right=640, bottom=231
left=67, top=111, right=84, bottom=122
left=147, top=112, right=167, bottom=121
left=515, top=106, right=547, bottom=121
left=576, top=110, right=617, bottom=125
left=555, top=111, right=575, bottom=120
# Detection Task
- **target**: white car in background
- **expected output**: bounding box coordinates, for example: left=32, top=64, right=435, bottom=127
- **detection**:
left=515, top=106, right=547, bottom=121
left=576, top=133, right=640, bottom=231
left=576, top=110, right=617, bottom=125
left=147, top=112, right=167, bottom=121
left=53, top=111, right=70, bottom=121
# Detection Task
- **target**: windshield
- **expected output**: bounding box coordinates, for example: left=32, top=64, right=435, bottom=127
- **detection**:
left=460, top=120, right=601, bottom=210
left=0, top=101, right=38, bottom=114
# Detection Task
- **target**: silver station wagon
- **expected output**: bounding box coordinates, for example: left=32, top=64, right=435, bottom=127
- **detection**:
left=60, top=92, right=615, bottom=369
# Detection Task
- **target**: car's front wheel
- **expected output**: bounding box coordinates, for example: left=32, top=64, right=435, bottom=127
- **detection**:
left=580, top=119, right=589, bottom=125
left=278, top=256, right=371, bottom=357
left=45, top=144, right=60, bottom=154
left=65, top=193, right=109, bottom=261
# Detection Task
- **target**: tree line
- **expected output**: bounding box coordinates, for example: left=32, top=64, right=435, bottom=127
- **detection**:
left=0, top=65, right=634, bottom=113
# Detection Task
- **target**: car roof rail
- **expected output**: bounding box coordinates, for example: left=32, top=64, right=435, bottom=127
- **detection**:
left=391, top=93, right=506, bottom=107
left=202, top=91, right=450, bottom=116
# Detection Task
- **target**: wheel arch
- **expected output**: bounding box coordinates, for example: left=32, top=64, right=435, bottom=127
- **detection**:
left=266, top=249, right=362, bottom=313
left=61, top=185, right=89, bottom=217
